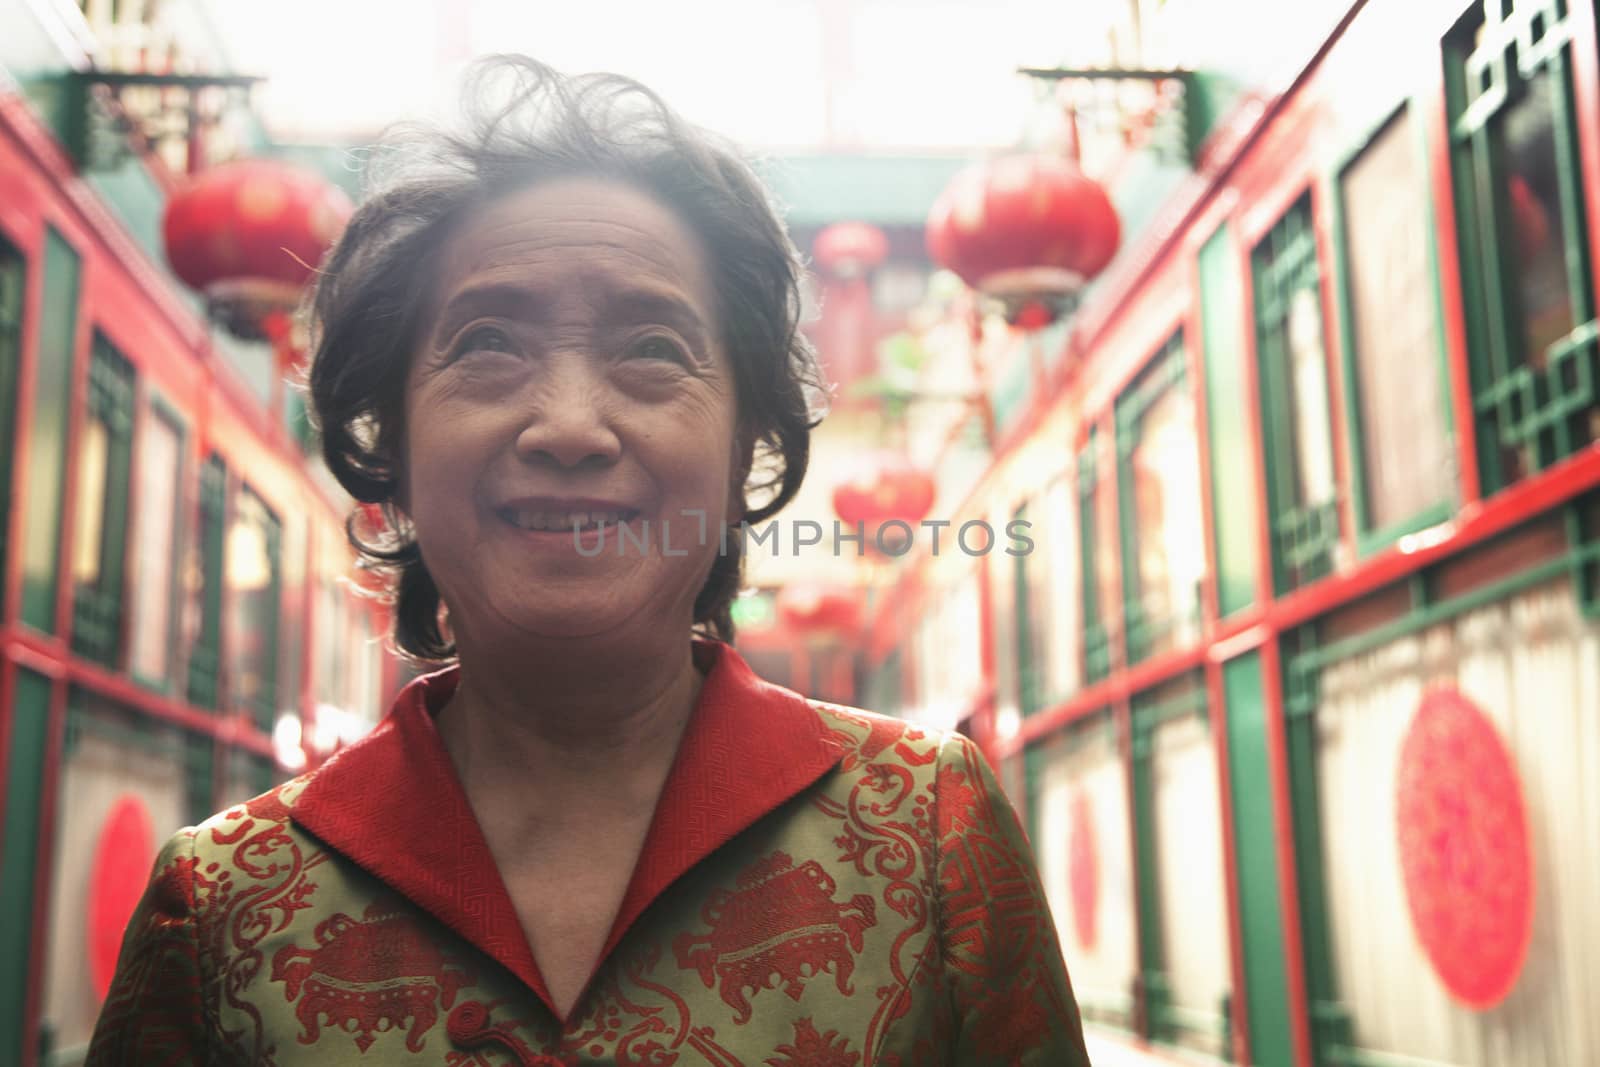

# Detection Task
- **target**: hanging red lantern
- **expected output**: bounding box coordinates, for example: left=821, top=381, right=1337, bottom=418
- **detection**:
left=832, top=454, right=937, bottom=528
left=925, top=153, right=1119, bottom=328
left=776, top=582, right=862, bottom=636
left=813, top=221, right=889, bottom=280
left=163, top=158, right=353, bottom=341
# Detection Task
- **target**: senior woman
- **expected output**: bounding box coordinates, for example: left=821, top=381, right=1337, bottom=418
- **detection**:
left=89, top=57, right=1090, bottom=1066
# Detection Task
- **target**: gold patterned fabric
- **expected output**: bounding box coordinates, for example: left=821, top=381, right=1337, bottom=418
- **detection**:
left=87, top=641, right=1090, bottom=1065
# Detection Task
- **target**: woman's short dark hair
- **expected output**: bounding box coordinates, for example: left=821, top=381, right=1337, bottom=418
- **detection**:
left=304, top=55, right=823, bottom=664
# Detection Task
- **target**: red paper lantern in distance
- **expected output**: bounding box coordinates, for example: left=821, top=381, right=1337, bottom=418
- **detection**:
left=163, top=158, right=353, bottom=340
left=776, top=582, right=862, bottom=636
left=872, top=459, right=936, bottom=526
left=831, top=468, right=881, bottom=529
left=832, top=454, right=936, bottom=529
left=813, top=221, right=890, bottom=280
left=88, top=794, right=155, bottom=1001
left=926, top=153, right=1120, bottom=321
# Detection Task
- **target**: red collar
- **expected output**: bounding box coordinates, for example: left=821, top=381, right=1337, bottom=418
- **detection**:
left=290, top=639, right=844, bottom=1020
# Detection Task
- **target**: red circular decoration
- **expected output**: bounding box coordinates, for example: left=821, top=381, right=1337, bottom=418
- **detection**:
left=1068, top=788, right=1098, bottom=952
left=163, top=158, right=353, bottom=339
left=88, top=794, right=156, bottom=1001
left=812, top=221, right=889, bottom=279
left=1395, top=687, right=1534, bottom=1010
left=925, top=154, right=1120, bottom=297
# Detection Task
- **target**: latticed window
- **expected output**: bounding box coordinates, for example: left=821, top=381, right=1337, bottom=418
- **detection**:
left=70, top=336, right=135, bottom=666
left=0, top=242, right=23, bottom=606
left=1117, top=335, right=1206, bottom=663
left=1078, top=429, right=1120, bottom=682
left=185, top=455, right=226, bottom=709
left=1017, top=478, right=1081, bottom=716
left=1446, top=0, right=1597, bottom=491
left=1253, top=196, right=1340, bottom=593
left=225, top=486, right=282, bottom=731
left=1335, top=104, right=1458, bottom=544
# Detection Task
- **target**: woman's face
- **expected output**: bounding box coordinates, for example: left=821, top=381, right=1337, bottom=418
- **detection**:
left=400, top=177, right=743, bottom=647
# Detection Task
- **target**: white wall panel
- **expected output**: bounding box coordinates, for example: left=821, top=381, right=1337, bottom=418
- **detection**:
left=1151, top=712, right=1230, bottom=1054
left=1036, top=726, right=1138, bottom=1026
left=1316, top=578, right=1600, bottom=1064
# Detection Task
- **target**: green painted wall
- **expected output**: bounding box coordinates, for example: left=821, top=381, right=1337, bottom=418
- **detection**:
left=0, top=669, right=54, bottom=1064
left=1222, top=652, right=1295, bottom=1066
left=1200, top=224, right=1259, bottom=617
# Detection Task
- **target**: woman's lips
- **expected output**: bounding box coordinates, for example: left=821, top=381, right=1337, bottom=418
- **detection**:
left=495, top=508, right=647, bottom=551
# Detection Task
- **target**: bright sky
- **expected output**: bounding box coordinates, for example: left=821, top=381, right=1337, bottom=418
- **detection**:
left=207, top=0, right=1130, bottom=149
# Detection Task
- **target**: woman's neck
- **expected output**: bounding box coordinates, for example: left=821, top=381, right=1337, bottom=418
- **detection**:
left=433, top=631, right=705, bottom=806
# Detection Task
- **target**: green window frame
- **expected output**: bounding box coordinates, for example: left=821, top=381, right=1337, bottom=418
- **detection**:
left=20, top=228, right=82, bottom=633
left=186, top=454, right=227, bottom=710
left=0, top=239, right=24, bottom=609
left=1128, top=678, right=1230, bottom=1056
left=1116, top=334, right=1206, bottom=665
left=70, top=334, right=136, bottom=666
left=1252, top=194, right=1341, bottom=594
left=60, top=688, right=215, bottom=826
left=1445, top=0, right=1597, bottom=493
left=1331, top=101, right=1459, bottom=553
left=0, top=669, right=53, bottom=1063
left=1078, top=431, right=1115, bottom=684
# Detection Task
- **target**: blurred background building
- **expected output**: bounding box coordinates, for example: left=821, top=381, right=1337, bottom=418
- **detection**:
left=2, top=0, right=1598, bottom=1063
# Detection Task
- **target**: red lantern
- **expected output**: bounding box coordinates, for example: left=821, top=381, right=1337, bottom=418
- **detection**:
left=776, top=582, right=862, bottom=636
left=925, top=154, right=1119, bottom=327
left=163, top=158, right=353, bottom=340
left=832, top=454, right=936, bottom=528
left=813, top=221, right=889, bottom=280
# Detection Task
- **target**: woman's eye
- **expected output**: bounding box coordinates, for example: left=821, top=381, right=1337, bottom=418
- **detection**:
left=453, top=325, right=516, bottom=359
left=630, top=335, right=687, bottom=363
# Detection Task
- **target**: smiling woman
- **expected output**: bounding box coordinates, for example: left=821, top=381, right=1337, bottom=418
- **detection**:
left=85, top=56, right=1091, bottom=1066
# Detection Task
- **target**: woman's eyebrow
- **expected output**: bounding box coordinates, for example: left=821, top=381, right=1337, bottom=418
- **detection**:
left=603, top=288, right=712, bottom=351
left=433, top=283, right=548, bottom=340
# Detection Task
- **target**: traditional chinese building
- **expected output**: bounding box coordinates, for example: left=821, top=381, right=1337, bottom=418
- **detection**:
left=824, top=1, right=1600, bottom=1064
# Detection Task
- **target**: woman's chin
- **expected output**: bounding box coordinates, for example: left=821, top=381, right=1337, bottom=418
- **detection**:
left=486, top=593, right=660, bottom=647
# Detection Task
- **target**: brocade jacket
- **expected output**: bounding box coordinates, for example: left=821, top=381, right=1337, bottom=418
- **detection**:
left=87, top=640, right=1091, bottom=1065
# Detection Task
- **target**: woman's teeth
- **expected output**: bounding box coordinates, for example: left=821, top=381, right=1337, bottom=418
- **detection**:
left=504, top=509, right=628, bottom=531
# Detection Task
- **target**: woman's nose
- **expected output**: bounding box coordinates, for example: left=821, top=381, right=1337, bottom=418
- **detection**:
left=512, top=357, right=622, bottom=470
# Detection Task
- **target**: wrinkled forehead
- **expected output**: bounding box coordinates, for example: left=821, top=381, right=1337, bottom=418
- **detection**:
left=427, top=176, right=722, bottom=328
